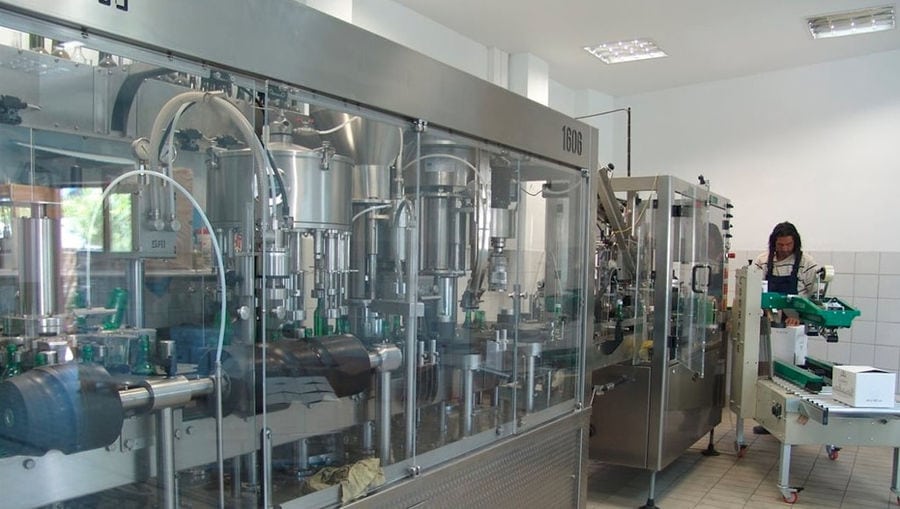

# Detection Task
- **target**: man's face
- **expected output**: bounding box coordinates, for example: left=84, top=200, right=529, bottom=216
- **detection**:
left=774, top=235, right=794, bottom=261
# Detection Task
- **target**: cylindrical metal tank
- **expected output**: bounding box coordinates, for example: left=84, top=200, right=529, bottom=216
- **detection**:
left=404, top=139, right=474, bottom=276
left=17, top=215, right=62, bottom=320
left=309, top=108, right=402, bottom=169
left=209, top=143, right=354, bottom=231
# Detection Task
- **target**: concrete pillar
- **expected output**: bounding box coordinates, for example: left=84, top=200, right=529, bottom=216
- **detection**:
left=508, top=53, right=549, bottom=106
left=486, top=47, right=509, bottom=89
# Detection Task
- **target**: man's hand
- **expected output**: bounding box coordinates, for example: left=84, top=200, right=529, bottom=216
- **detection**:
left=785, top=316, right=801, bottom=327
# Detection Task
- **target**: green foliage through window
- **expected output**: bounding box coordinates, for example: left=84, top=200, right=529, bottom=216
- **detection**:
left=60, top=188, right=132, bottom=251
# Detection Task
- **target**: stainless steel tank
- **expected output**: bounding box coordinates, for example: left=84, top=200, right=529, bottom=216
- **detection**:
left=309, top=108, right=402, bottom=170
left=209, top=143, right=354, bottom=231
left=404, top=139, right=474, bottom=276
left=17, top=216, right=62, bottom=318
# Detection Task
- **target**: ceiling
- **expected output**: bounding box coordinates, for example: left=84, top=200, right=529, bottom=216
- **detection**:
left=392, top=0, right=900, bottom=96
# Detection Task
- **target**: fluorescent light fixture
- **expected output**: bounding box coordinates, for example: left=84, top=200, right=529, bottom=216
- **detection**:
left=583, top=38, right=667, bottom=64
left=808, top=5, right=895, bottom=39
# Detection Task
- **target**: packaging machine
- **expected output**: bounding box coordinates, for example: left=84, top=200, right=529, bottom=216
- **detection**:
left=0, top=1, right=597, bottom=507
left=588, top=174, right=733, bottom=508
left=730, top=264, right=900, bottom=504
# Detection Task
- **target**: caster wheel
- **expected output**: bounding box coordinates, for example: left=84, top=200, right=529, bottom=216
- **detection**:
left=825, top=445, right=841, bottom=461
left=895, top=495, right=899, bottom=505
left=783, top=492, right=798, bottom=504
left=737, top=445, right=747, bottom=458
left=828, top=450, right=839, bottom=460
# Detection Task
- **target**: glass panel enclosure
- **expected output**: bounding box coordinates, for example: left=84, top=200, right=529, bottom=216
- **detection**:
left=0, top=23, right=589, bottom=509
left=590, top=175, right=730, bottom=475
left=670, top=187, right=710, bottom=375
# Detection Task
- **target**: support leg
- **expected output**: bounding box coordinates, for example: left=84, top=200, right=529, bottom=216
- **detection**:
left=231, top=456, right=241, bottom=500
left=639, top=470, right=659, bottom=509
left=157, top=407, right=177, bottom=509
left=702, top=428, right=720, bottom=456
left=890, top=447, right=899, bottom=503
left=776, top=442, right=801, bottom=503
left=735, top=415, right=747, bottom=458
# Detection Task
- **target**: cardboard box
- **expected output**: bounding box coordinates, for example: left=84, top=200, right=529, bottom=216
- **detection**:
left=771, top=326, right=807, bottom=366
left=832, top=365, right=897, bottom=408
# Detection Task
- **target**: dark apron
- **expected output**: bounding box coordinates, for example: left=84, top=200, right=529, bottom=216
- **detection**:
left=767, top=253, right=801, bottom=294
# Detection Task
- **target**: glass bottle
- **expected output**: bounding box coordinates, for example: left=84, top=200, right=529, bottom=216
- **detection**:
left=131, top=335, right=155, bottom=376
left=80, top=343, right=95, bottom=364
left=103, top=287, right=129, bottom=330
left=2, top=344, right=22, bottom=378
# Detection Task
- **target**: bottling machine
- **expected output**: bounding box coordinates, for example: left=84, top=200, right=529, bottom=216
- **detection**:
left=589, top=174, right=734, bottom=508
left=0, top=1, right=598, bottom=508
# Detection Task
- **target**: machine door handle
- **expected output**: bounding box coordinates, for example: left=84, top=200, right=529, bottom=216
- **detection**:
left=691, top=264, right=711, bottom=294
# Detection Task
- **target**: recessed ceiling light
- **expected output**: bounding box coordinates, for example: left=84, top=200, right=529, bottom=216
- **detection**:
left=808, top=5, right=895, bottom=39
left=583, top=38, right=667, bottom=64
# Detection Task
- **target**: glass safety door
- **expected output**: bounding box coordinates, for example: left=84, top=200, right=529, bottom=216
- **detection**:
left=669, top=187, right=711, bottom=376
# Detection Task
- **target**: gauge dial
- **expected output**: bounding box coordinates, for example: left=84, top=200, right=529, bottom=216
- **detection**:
left=131, top=137, right=152, bottom=161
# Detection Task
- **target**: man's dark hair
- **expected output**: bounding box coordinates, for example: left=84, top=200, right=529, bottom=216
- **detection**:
left=767, top=221, right=802, bottom=275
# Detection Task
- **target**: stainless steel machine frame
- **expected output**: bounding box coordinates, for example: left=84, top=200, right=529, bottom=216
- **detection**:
left=730, top=265, right=900, bottom=504
left=0, top=1, right=598, bottom=508
left=589, top=175, right=732, bottom=506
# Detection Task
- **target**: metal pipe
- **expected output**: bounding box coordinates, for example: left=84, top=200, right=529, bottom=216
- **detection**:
left=463, top=367, right=474, bottom=436
left=362, top=420, right=374, bottom=455
left=297, top=438, right=309, bottom=471
left=573, top=106, right=632, bottom=177
left=231, top=455, right=242, bottom=501
left=367, top=214, right=379, bottom=300
left=127, top=259, right=145, bottom=328
left=404, top=124, right=423, bottom=459
left=245, top=452, right=259, bottom=490
left=378, top=370, right=392, bottom=464
left=525, top=354, right=536, bottom=413
left=262, top=428, right=273, bottom=508
left=157, top=407, right=177, bottom=509
left=119, top=377, right=215, bottom=412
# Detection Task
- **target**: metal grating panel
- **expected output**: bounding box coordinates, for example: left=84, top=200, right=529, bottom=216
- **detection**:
left=351, top=410, right=589, bottom=509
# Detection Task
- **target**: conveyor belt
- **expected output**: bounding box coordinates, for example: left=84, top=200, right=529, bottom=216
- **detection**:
left=771, top=376, right=900, bottom=425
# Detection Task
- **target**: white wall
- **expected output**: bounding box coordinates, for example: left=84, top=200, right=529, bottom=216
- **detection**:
left=612, top=49, right=900, bottom=253
left=615, top=51, right=900, bottom=390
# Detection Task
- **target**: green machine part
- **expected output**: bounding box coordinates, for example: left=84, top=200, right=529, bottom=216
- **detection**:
left=761, top=293, right=860, bottom=328
left=803, top=356, right=837, bottom=380
left=773, top=360, right=824, bottom=393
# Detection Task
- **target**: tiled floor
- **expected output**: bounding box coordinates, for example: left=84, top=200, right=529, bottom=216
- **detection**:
left=586, top=412, right=899, bottom=508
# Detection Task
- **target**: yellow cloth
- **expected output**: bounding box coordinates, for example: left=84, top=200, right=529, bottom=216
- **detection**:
left=306, top=457, right=385, bottom=504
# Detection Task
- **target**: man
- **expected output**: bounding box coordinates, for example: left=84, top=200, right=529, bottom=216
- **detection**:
left=752, top=221, right=818, bottom=434
left=753, top=221, right=819, bottom=326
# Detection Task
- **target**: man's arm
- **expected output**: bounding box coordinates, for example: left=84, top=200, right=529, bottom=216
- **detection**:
left=797, top=254, right=819, bottom=298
